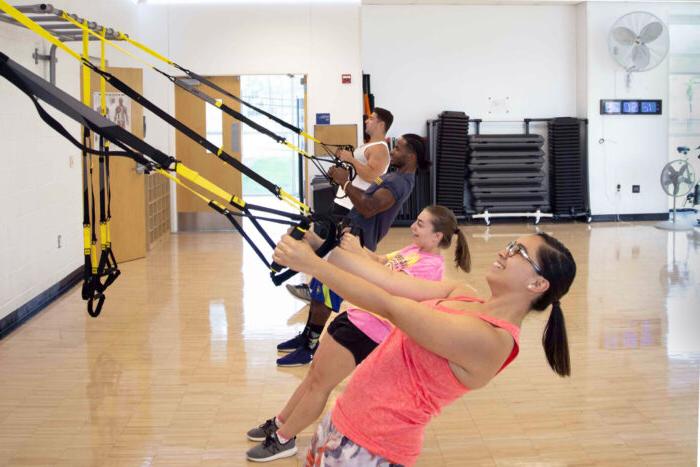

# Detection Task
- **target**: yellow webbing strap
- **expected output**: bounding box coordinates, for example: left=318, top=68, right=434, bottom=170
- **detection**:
left=283, top=140, right=312, bottom=159
left=91, top=244, right=98, bottom=273
left=174, top=164, right=246, bottom=210
left=83, top=226, right=91, bottom=255
left=279, top=188, right=310, bottom=215
left=99, top=222, right=108, bottom=250
left=120, top=34, right=175, bottom=67
left=81, top=24, right=98, bottom=271
left=156, top=169, right=212, bottom=205
left=122, top=34, right=322, bottom=150
left=81, top=23, right=90, bottom=106
left=62, top=10, right=311, bottom=213
left=299, top=130, right=322, bottom=145
left=100, top=28, right=107, bottom=116
left=0, top=0, right=80, bottom=61
left=61, top=12, right=158, bottom=72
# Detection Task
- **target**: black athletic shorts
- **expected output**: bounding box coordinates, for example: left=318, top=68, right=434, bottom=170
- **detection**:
left=327, top=311, right=378, bottom=365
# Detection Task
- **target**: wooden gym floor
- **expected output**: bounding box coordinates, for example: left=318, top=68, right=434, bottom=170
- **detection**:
left=0, top=220, right=698, bottom=466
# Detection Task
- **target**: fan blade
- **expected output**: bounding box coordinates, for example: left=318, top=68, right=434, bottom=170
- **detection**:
left=639, top=22, right=663, bottom=43
left=678, top=176, right=693, bottom=187
left=612, top=26, right=637, bottom=46
left=631, top=44, right=651, bottom=71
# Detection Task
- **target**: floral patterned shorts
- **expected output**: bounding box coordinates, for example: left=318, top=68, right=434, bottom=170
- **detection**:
left=305, top=413, right=403, bottom=467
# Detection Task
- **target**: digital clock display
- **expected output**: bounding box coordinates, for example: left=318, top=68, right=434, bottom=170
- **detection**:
left=600, top=99, right=662, bottom=115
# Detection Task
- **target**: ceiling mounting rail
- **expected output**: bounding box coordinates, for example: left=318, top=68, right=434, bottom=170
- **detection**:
left=0, top=3, right=128, bottom=84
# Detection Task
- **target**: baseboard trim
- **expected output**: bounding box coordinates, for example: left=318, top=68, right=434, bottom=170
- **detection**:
left=0, top=267, right=82, bottom=340
left=590, top=213, right=670, bottom=222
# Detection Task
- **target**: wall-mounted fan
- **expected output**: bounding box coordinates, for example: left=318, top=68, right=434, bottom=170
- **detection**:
left=608, top=11, right=669, bottom=88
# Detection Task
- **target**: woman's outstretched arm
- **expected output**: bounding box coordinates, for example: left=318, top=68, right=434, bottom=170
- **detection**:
left=328, top=243, right=458, bottom=302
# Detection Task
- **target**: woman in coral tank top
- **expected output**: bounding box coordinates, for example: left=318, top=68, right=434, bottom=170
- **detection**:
left=273, top=232, right=576, bottom=466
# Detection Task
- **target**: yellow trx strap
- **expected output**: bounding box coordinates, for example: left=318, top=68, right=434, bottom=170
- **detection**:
left=99, top=27, right=113, bottom=250
left=60, top=11, right=314, bottom=209
left=80, top=25, right=98, bottom=274
left=121, top=34, right=324, bottom=146
left=62, top=12, right=315, bottom=159
left=0, top=1, right=311, bottom=217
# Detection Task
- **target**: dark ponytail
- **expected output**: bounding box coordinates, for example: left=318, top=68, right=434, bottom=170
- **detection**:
left=531, top=233, right=576, bottom=377
left=542, top=301, right=570, bottom=377
left=425, top=205, right=471, bottom=272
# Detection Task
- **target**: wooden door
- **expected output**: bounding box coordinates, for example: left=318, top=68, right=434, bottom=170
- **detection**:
left=174, top=76, right=242, bottom=231
left=87, top=67, right=146, bottom=262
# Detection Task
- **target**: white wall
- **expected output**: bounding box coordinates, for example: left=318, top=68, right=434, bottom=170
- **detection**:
left=582, top=2, right=672, bottom=216
left=144, top=1, right=363, bottom=187
left=0, top=0, right=169, bottom=322
left=361, top=5, right=578, bottom=137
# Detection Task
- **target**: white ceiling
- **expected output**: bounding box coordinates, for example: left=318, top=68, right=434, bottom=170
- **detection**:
left=362, top=0, right=700, bottom=4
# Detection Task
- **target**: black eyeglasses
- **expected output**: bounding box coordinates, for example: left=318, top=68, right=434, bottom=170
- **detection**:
left=505, top=241, right=543, bottom=275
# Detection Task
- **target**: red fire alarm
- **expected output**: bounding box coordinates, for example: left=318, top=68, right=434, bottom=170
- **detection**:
left=342, top=74, right=351, bottom=84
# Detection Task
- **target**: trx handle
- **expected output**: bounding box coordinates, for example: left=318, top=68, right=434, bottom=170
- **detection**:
left=87, top=293, right=105, bottom=318
left=270, top=219, right=309, bottom=274
left=270, top=219, right=339, bottom=286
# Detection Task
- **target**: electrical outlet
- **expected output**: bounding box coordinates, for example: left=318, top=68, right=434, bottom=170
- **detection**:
left=616, top=184, right=621, bottom=192
left=632, top=185, right=640, bottom=193
left=57, top=234, right=62, bottom=249
left=69, top=156, right=74, bottom=168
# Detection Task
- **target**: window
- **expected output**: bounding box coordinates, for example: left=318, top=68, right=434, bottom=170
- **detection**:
left=205, top=99, right=223, bottom=152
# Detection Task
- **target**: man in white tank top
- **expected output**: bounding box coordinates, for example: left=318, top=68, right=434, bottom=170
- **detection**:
left=333, top=108, right=393, bottom=213
left=279, top=108, right=394, bottom=366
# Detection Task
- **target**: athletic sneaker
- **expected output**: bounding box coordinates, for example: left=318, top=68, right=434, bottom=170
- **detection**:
left=246, top=433, right=297, bottom=462
left=285, top=283, right=311, bottom=302
left=276, top=333, right=307, bottom=353
left=246, top=417, right=278, bottom=442
left=276, top=345, right=315, bottom=367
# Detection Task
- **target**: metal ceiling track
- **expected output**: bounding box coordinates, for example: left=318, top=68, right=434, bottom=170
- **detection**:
left=0, top=3, right=127, bottom=84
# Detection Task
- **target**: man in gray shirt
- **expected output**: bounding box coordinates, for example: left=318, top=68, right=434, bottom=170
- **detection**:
left=276, top=134, right=430, bottom=366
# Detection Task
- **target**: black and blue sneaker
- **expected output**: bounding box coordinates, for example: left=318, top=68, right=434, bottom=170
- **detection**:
left=276, top=333, right=307, bottom=353
left=276, top=345, right=315, bottom=367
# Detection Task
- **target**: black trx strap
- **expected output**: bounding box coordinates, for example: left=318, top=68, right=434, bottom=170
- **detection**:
left=0, top=52, right=340, bottom=300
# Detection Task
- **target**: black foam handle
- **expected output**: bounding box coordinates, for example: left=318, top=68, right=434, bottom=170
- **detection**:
left=270, top=220, right=310, bottom=273
left=270, top=220, right=338, bottom=286
left=87, top=293, right=105, bottom=318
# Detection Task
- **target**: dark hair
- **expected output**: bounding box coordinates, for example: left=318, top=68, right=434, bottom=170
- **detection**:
left=401, top=133, right=431, bottom=172
left=531, top=232, right=576, bottom=377
left=373, top=107, right=393, bottom=133
left=424, top=205, right=470, bottom=272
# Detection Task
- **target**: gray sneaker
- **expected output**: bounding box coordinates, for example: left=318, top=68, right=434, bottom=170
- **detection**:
left=285, top=283, right=311, bottom=302
left=246, top=433, right=297, bottom=462
left=246, top=417, right=277, bottom=442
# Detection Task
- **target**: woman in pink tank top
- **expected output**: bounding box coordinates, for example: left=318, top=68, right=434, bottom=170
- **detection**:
left=273, top=232, right=576, bottom=466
